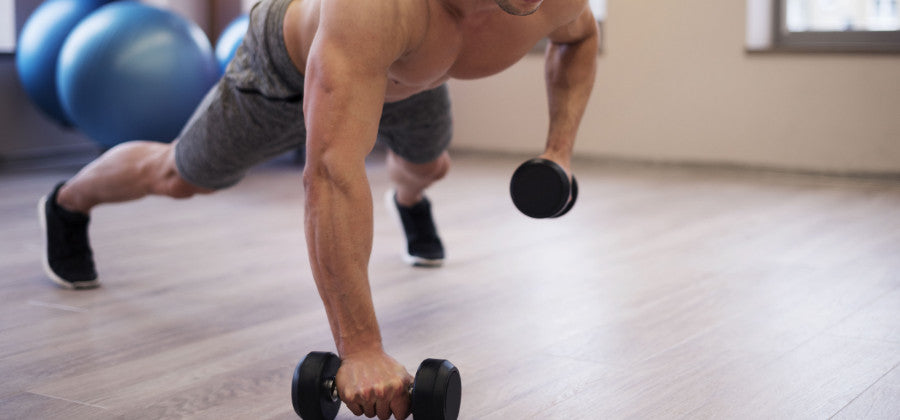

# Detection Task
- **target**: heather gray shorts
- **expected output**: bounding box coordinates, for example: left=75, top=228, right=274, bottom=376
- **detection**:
left=174, top=0, right=453, bottom=190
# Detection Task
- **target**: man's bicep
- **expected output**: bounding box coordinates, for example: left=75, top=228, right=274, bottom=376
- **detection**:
left=303, top=42, right=387, bottom=165
left=302, top=0, right=406, bottom=163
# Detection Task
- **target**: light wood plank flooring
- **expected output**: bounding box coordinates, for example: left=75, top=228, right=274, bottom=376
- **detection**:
left=1, top=152, right=899, bottom=419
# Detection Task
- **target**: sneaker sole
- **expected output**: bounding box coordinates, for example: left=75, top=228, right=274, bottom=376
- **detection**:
left=384, top=190, right=444, bottom=268
left=38, top=196, right=100, bottom=290
left=403, top=253, right=445, bottom=268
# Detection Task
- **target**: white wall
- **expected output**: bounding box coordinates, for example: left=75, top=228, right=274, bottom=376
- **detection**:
left=448, top=0, right=900, bottom=174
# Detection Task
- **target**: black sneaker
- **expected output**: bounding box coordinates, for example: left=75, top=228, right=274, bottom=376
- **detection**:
left=38, top=182, right=99, bottom=289
left=385, top=190, right=445, bottom=267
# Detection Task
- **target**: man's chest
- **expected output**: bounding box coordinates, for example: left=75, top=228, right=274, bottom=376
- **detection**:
left=385, top=11, right=549, bottom=99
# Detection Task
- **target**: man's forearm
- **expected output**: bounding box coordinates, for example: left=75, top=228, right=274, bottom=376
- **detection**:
left=303, top=166, right=383, bottom=357
left=544, top=27, right=599, bottom=164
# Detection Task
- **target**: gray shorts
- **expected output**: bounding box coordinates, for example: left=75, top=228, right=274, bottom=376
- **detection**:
left=174, top=0, right=453, bottom=190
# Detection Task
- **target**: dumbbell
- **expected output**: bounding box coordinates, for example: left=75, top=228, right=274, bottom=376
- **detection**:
left=509, top=158, right=578, bottom=218
left=291, top=351, right=461, bottom=420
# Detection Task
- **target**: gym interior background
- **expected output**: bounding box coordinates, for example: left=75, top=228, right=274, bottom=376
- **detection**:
left=3, top=0, right=900, bottom=173
left=2, top=0, right=899, bottom=419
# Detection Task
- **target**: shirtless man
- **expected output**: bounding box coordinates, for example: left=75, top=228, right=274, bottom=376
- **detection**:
left=39, top=0, right=597, bottom=418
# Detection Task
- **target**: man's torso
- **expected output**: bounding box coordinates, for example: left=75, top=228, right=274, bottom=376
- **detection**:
left=283, top=0, right=586, bottom=102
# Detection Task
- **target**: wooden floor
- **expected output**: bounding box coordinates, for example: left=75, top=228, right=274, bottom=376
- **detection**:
left=1, top=152, right=899, bottom=419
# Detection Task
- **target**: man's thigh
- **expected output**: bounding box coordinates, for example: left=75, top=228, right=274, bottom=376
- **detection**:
left=378, top=84, right=453, bottom=165
left=174, top=81, right=305, bottom=190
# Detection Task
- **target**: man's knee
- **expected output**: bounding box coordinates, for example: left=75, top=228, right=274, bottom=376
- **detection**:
left=428, top=152, right=451, bottom=181
left=153, top=145, right=213, bottom=199
left=390, top=150, right=451, bottom=182
left=163, top=174, right=211, bottom=199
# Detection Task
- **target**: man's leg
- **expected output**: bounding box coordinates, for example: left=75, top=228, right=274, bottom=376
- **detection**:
left=385, top=150, right=450, bottom=267
left=39, top=140, right=210, bottom=289
left=387, top=150, right=450, bottom=207
left=40, top=0, right=308, bottom=288
left=58, top=140, right=210, bottom=214
left=378, top=83, right=453, bottom=267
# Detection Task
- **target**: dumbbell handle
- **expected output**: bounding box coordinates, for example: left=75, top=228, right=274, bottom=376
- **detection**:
left=293, top=353, right=460, bottom=420
left=324, top=378, right=338, bottom=402
left=322, top=377, right=414, bottom=403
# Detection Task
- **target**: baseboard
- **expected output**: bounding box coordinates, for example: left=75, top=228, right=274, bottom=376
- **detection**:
left=0, top=144, right=102, bottom=172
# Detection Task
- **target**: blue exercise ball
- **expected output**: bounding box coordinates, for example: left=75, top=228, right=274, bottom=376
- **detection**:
left=214, top=14, right=249, bottom=75
left=15, top=0, right=115, bottom=126
left=57, top=2, right=219, bottom=147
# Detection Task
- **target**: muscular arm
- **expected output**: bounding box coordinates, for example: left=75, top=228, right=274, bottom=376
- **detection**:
left=299, top=1, right=417, bottom=416
left=302, top=0, right=396, bottom=358
left=542, top=4, right=599, bottom=171
left=303, top=0, right=403, bottom=356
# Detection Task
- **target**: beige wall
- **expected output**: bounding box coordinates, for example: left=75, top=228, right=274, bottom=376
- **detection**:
left=448, top=0, right=900, bottom=174
left=141, top=0, right=251, bottom=39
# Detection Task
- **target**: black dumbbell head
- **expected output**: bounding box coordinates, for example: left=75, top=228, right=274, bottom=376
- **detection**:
left=510, top=158, right=575, bottom=218
left=292, top=352, right=342, bottom=420
left=556, top=175, right=578, bottom=217
left=412, top=359, right=462, bottom=420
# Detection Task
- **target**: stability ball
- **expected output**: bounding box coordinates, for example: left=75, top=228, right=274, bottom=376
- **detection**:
left=16, top=0, right=115, bottom=126
left=215, top=14, right=249, bottom=75
left=57, top=2, right=219, bottom=147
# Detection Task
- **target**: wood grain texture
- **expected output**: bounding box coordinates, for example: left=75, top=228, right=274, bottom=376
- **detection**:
left=1, top=152, right=898, bottom=419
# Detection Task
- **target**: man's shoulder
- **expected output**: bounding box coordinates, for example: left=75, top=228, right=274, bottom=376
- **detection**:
left=318, top=0, right=429, bottom=51
left=539, top=0, right=591, bottom=27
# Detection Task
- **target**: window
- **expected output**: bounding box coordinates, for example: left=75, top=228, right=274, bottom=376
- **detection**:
left=1, top=0, right=14, bottom=53
left=785, top=0, right=899, bottom=31
left=748, top=0, right=900, bottom=52
left=589, top=0, right=607, bottom=21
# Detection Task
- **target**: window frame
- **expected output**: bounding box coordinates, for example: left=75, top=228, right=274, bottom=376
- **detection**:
left=0, top=0, right=15, bottom=54
left=772, top=0, right=900, bottom=53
